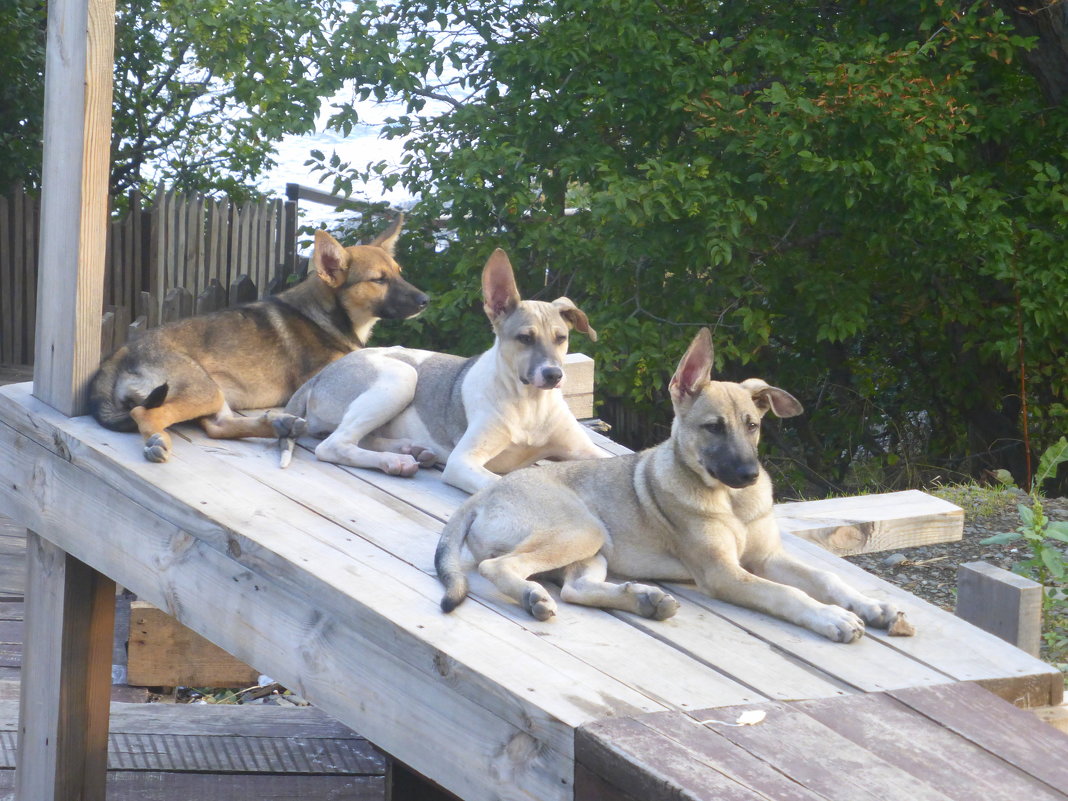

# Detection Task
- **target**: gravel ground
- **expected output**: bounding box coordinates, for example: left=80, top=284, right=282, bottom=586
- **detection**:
left=844, top=490, right=1068, bottom=611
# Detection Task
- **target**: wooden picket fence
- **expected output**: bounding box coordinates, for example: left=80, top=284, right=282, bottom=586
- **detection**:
left=0, top=185, right=298, bottom=365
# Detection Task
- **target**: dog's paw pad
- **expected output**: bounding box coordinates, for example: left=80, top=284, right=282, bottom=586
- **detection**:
left=631, top=585, right=679, bottom=620
left=144, top=435, right=170, bottom=463
left=813, top=606, right=865, bottom=643
left=382, top=454, right=420, bottom=477
left=272, top=415, right=306, bottom=440
left=409, top=446, right=438, bottom=467
left=523, top=587, right=556, bottom=621
left=652, top=594, right=680, bottom=621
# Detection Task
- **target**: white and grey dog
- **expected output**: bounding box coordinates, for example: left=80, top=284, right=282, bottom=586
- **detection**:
left=437, top=328, right=913, bottom=643
left=280, top=249, right=605, bottom=494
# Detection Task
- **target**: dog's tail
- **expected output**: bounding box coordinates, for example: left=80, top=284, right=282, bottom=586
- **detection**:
left=87, top=350, right=168, bottom=432
left=435, top=500, right=477, bottom=613
left=278, top=381, right=312, bottom=469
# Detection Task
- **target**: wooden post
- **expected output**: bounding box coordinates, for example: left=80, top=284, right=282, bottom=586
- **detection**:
left=956, top=561, right=1043, bottom=657
left=16, top=533, right=116, bottom=801
left=21, top=1, right=117, bottom=798
left=32, top=0, right=116, bottom=416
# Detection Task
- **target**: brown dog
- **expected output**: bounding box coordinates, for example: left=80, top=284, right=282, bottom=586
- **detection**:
left=89, top=215, right=428, bottom=462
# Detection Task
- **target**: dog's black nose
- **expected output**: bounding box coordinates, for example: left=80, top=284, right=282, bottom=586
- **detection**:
left=734, top=465, right=760, bottom=486
left=542, top=366, right=563, bottom=387
left=415, top=293, right=429, bottom=310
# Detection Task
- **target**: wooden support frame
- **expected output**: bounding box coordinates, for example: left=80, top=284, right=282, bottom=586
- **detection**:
left=32, top=0, right=115, bottom=417
left=16, top=533, right=116, bottom=801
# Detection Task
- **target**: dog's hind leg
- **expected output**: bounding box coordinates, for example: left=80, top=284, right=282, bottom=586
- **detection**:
left=313, top=366, right=423, bottom=476
left=560, top=554, right=679, bottom=620
left=200, top=406, right=305, bottom=441
left=130, top=383, right=226, bottom=463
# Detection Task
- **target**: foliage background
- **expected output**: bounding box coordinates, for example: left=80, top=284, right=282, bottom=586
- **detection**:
left=316, top=0, right=1068, bottom=497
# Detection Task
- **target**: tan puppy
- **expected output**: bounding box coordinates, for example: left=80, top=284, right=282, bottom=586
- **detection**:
left=437, top=328, right=907, bottom=642
left=281, top=249, right=605, bottom=494
left=89, top=216, right=428, bottom=462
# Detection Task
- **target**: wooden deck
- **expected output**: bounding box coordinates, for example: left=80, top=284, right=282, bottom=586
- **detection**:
left=0, top=379, right=1063, bottom=801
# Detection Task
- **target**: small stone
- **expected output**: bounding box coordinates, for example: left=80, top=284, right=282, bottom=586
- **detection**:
left=883, top=553, right=908, bottom=567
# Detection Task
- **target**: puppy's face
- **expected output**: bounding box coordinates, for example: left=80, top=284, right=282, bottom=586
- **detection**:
left=480, top=249, right=596, bottom=389
left=496, top=301, right=573, bottom=389
left=311, top=221, right=429, bottom=333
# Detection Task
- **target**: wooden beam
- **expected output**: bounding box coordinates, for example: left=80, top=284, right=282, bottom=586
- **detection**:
left=956, top=561, right=1043, bottom=657
left=16, top=532, right=115, bottom=801
left=126, top=600, right=259, bottom=688
left=775, top=490, right=964, bottom=555
left=32, top=0, right=116, bottom=416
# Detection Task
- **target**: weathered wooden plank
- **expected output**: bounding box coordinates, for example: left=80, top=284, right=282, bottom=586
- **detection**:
left=0, top=518, right=25, bottom=598
left=0, top=194, right=11, bottom=364
left=126, top=600, right=259, bottom=688
left=161, top=286, right=192, bottom=323
left=11, top=191, right=26, bottom=368
left=780, top=534, right=1063, bottom=707
left=775, top=490, right=964, bottom=555
left=0, top=385, right=674, bottom=801
left=956, top=561, right=1042, bottom=656
left=0, top=770, right=386, bottom=801
left=794, top=692, right=1067, bottom=801
left=190, top=426, right=762, bottom=712
left=667, top=582, right=953, bottom=695
left=575, top=715, right=764, bottom=801
left=685, top=699, right=957, bottom=801
left=0, top=433, right=575, bottom=801
left=32, top=0, right=115, bottom=415
left=890, top=682, right=1068, bottom=793
left=16, top=533, right=115, bottom=801
left=196, top=278, right=226, bottom=315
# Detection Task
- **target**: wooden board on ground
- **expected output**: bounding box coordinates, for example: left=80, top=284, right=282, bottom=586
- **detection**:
left=127, top=601, right=260, bottom=688
left=576, top=683, right=1068, bottom=801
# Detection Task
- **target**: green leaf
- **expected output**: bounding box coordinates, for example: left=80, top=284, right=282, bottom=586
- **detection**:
left=980, top=531, right=1021, bottom=545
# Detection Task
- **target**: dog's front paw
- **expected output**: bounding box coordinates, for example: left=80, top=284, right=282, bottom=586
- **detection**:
left=523, top=586, right=557, bottom=621
left=808, top=605, right=865, bottom=643
left=401, top=444, right=438, bottom=467
left=380, top=453, right=420, bottom=477
left=628, top=583, right=680, bottom=621
left=144, top=433, right=171, bottom=463
left=272, top=414, right=306, bottom=440
left=850, top=598, right=900, bottom=629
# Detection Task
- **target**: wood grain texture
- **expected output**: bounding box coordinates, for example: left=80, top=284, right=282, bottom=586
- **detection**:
left=126, top=601, right=259, bottom=688
left=956, top=561, right=1043, bottom=656
left=32, top=0, right=115, bottom=416
left=15, top=533, right=115, bottom=801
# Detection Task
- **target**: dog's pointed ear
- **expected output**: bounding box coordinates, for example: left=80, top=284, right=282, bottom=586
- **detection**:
left=368, top=212, right=404, bottom=256
left=741, top=378, right=804, bottom=419
left=313, top=229, right=349, bottom=288
left=551, top=297, right=597, bottom=342
left=482, top=249, right=521, bottom=321
left=669, top=328, right=713, bottom=405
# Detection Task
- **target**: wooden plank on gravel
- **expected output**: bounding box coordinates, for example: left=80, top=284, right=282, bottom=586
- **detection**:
left=775, top=490, right=964, bottom=555
left=794, top=692, right=1068, bottom=801
left=889, top=683, right=1068, bottom=793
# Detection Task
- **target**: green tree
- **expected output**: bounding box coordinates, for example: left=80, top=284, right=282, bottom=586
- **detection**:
left=0, top=0, right=350, bottom=197
left=315, top=0, right=1068, bottom=495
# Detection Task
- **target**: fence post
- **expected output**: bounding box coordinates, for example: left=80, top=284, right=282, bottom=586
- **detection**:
left=161, top=286, right=192, bottom=323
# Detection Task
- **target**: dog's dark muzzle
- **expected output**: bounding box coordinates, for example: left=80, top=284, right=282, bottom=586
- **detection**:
left=379, top=282, right=430, bottom=319
left=701, top=453, right=761, bottom=489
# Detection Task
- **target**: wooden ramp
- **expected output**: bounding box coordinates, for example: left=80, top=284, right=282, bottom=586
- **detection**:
left=0, top=701, right=386, bottom=801
left=0, top=381, right=1061, bottom=801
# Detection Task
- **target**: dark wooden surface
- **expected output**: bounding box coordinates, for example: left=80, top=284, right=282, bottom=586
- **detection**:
left=576, top=682, right=1068, bottom=801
